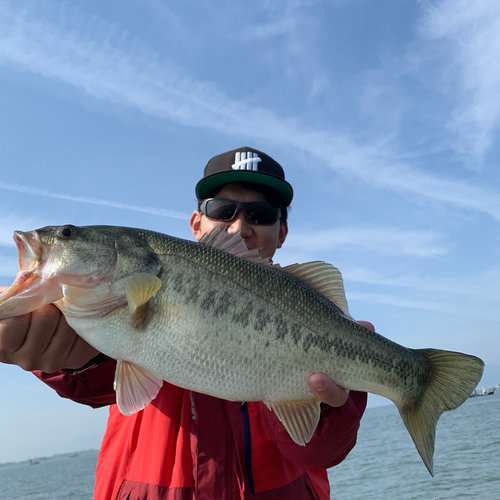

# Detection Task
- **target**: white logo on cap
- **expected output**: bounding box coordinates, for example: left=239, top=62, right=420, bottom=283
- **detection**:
left=232, top=152, right=261, bottom=171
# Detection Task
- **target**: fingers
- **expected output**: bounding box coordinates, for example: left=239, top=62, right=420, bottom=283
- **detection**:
left=0, top=313, right=33, bottom=364
left=55, top=332, right=100, bottom=371
left=12, top=306, right=63, bottom=368
left=0, top=304, right=99, bottom=372
left=357, top=320, right=375, bottom=331
left=309, top=373, right=349, bottom=407
left=32, top=310, right=99, bottom=371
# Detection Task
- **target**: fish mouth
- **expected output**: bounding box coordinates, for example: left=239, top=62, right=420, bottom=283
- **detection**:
left=0, top=231, right=62, bottom=315
left=14, top=230, right=42, bottom=271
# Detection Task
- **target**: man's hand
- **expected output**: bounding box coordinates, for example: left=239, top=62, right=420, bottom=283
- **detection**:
left=308, top=320, right=375, bottom=407
left=0, top=287, right=99, bottom=372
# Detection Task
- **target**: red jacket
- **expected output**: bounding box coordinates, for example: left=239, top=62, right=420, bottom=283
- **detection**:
left=35, top=357, right=366, bottom=499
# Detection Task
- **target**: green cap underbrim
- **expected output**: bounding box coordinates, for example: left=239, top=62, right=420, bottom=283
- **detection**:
left=195, top=171, right=293, bottom=206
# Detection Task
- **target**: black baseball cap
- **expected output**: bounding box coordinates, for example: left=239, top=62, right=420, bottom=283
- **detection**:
left=195, top=147, right=293, bottom=206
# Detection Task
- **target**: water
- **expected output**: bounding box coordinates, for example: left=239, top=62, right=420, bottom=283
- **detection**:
left=0, top=394, right=498, bottom=499
left=0, top=450, right=97, bottom=500
left=329, top=391, right=500, bottom=499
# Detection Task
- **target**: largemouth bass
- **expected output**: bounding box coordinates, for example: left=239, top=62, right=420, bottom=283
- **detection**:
left=0, top=225, right=484, bottom=475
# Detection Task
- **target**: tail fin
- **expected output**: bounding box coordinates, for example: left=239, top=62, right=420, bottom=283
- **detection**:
left=397, top=349, right=484, bottom=476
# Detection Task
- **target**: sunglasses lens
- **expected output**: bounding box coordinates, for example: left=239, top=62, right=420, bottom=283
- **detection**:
left=203, top=199, right=280, bottom=225
left=244, top=203, right=279, bottom=225
left=205, top=199, right=238, bottom=221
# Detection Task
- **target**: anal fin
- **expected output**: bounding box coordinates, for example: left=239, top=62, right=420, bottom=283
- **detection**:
left=264, top=398, right=321, bottom=446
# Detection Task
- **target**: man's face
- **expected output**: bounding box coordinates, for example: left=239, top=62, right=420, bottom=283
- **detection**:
left=190, top=183, right=288, bottom=260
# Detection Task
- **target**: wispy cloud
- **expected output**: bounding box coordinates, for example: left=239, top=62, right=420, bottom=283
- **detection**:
left=242, top=17, right=297, bottom=40
left=292, top=133, right=500, bottom=222
left=347, top=292, right=460, bottom=315
left=286, top=226, right=451, bottom=257
left=0, top=212, right=48, bottom=247
left=416, top=0, right=500, bottom=164
left=242, top=0, right=331, bottom=99
left=239, top=0, right=323, bottom=41
left=1, top=1, right=500, bottom=223
left=344, top=265, right=500, bottom=301
left=0, top=182, right=189, bottom=220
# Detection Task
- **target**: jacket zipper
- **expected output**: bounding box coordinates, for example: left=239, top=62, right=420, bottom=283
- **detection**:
left=241, top=402, right=255, bottom=494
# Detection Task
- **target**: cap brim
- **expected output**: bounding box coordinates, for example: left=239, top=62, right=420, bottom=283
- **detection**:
left=195, top=171, right=293, bottom=205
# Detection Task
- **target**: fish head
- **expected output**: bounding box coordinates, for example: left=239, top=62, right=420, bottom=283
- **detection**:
left=15, top=225, right=118, bottom=286
left=0, top=224, right=159, bottom=319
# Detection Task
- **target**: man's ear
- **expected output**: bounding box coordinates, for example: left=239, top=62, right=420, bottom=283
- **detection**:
left=190, top=211, right=203, bottom=241
left=277, top=221, right=288, bottom=249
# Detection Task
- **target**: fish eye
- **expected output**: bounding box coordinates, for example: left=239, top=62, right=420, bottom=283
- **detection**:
left=58, top=225, right=78, bottom=239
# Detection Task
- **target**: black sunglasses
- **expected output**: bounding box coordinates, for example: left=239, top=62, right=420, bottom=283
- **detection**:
left=199, top=198, right=282, bottom=226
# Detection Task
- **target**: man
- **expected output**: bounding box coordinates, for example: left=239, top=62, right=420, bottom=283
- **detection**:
left=0, top=147, right=370, bottom=499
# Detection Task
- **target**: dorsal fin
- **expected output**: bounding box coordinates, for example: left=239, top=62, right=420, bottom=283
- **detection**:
left=282, top=261, right=354, bottom=319
left=200, top=227, right=272, bottom=266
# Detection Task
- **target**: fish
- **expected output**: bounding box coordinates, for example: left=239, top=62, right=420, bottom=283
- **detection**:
left=0, top=224, right=484, bottom=475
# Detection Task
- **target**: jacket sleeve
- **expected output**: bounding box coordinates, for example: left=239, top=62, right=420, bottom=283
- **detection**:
left=260, top=390, right=367, bottom=469
left=32, top=354, right=117, bottom=408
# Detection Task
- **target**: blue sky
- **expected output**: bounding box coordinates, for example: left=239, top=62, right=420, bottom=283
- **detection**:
left=0, top=0, right=499, bottom=463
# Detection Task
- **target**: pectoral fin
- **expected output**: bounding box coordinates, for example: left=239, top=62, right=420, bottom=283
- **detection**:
left=125, top=273, right=162, bottom=329
left=114, top=360, right=163, bottom=415
left=264, top=398, right=321, bottom=446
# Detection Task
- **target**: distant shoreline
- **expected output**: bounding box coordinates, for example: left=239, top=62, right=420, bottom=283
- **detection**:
left=0, top=448, right=99, bottom=468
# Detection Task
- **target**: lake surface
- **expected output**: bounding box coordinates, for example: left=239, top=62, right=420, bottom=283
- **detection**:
left=0, top=391, right=498, bottom=499
left=329, top=391, right=500, bottom=499
left=0, top=450, right=97, bottom=500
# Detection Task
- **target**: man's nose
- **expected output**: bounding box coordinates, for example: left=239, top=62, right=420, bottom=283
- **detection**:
left=226, top=210, right=252, bottom=238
